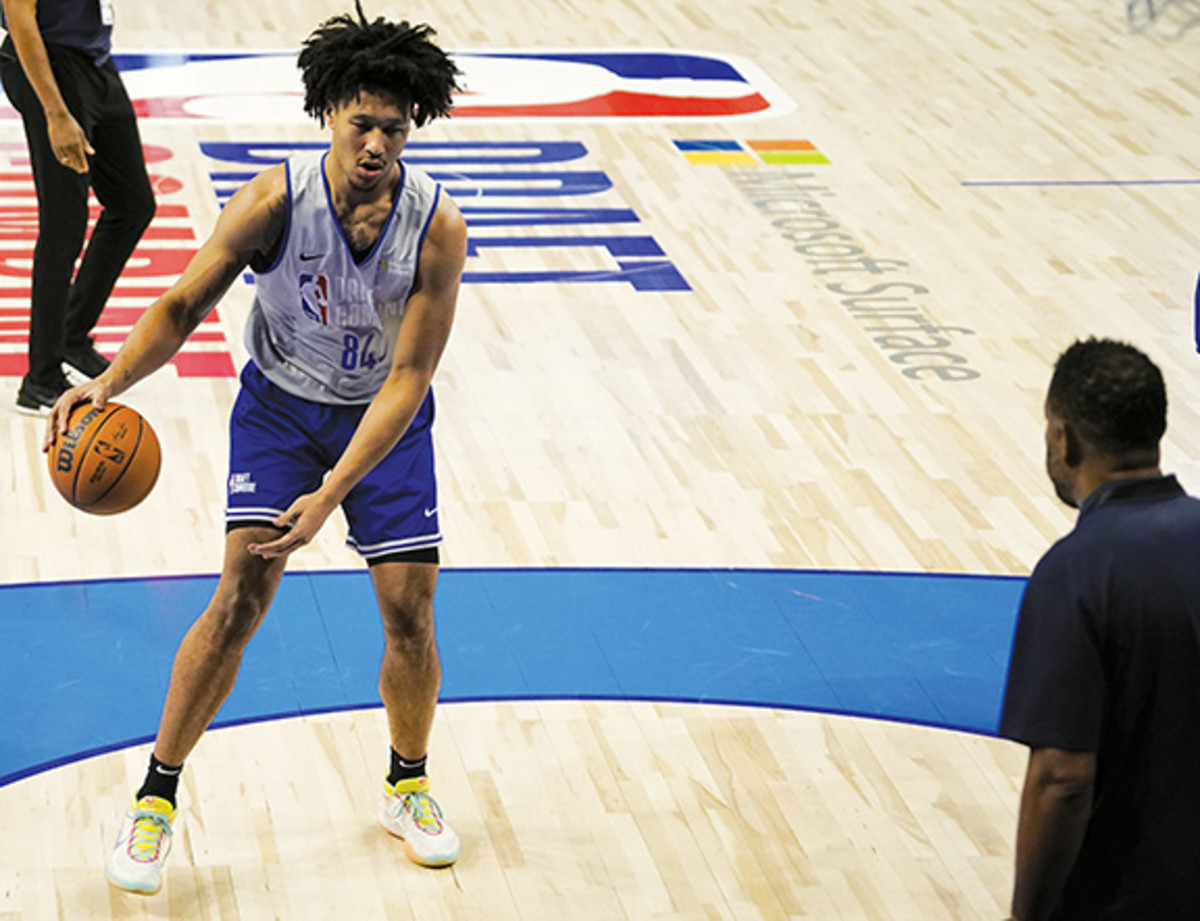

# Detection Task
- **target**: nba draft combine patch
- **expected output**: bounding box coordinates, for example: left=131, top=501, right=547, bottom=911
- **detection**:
left=0, top=50, right=794, bottom=122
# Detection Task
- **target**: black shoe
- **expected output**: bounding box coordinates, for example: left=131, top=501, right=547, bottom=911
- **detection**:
left=63, top=343, right=110, bottom=380
left=16, top=374, right=69, bottom=416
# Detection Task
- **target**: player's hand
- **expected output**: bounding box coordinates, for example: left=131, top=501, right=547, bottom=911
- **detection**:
left=247, top=492, right=338, bottom=559
left=46, top=111, right=94, bottom=174
left=43, top=379, right=111, bottom=452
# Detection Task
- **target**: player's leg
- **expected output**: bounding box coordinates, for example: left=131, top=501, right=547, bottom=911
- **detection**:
left=106, top=364, right=322, bottom=894
left=152, top=527, right=290, bottom=766
left=105, top=526, right=288, bottom=895
left=340, top=390, right=456, bottom=865
left=372, top=557, right=441, bottom=763
left=369, top=556, right=459, bottom=868
left=63, top=60, right=155, bottom=376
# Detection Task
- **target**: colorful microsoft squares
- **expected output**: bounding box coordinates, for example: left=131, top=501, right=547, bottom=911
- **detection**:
left=672, top=140, right=756, bottom=166
left=748, top=139, right=829, bottom=165
left=673, top=138, right=829, bottom=166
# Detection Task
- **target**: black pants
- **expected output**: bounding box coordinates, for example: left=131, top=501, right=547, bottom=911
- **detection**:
left=0, top=39, right=155, bottom=386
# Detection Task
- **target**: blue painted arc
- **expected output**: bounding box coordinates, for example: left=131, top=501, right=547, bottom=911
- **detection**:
left=0, top=567, right=1025, bottom=787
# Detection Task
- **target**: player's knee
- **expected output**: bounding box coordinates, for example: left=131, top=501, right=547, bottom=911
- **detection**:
left=205, top=592, right=269, bottom=650
left=380, top=598, right=435, bottom=653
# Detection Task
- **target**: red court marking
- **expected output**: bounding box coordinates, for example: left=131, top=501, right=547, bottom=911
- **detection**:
left=142, top=145, right=175, bottom=164
left=456, top=91, right=771, bottom=118
left=169, top=352, right=237, bottom=377
left=0, top=142, right=235, bottom=379
left=151, top=176, right=184, bottom=195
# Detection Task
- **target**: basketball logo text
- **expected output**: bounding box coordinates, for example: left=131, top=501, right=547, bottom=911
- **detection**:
left=92, top=440, right=127, bottom=465
left=55, top=406, right=103, bottom=473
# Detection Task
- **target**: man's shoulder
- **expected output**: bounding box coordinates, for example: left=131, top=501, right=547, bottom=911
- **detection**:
left=1032, top=477, right=1200, bottom=579
left=1078, top=476, right=1200, bottom=536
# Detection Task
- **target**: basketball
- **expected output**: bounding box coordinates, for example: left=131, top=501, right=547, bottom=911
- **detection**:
left=47, top=402, right=161, bottom=515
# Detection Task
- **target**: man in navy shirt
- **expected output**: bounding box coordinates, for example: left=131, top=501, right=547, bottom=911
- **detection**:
left=1, top=0, right=155, bottom=413
left=1000, top=338, right=1200, bottom=920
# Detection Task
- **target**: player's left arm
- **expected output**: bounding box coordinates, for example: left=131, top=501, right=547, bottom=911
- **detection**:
left=1009, top=746, right=1096, bottom=921
left=248, top=193, right=467, bottom=559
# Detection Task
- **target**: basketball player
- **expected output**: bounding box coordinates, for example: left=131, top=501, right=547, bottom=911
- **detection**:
left=46, top=4, right=465, bottom=895
left=1000, top=339, right=1200, bottom=920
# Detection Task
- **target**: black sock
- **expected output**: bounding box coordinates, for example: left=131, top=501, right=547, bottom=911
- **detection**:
left=388, top=749, right=427, bottom=785
left=136, top=753, right=184, bottom=806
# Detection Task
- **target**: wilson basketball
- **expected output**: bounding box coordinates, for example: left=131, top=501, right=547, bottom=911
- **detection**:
left=47, top=402, right=161, bottom=515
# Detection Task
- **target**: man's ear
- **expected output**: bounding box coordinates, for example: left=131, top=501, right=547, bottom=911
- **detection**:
left=1062, top=421, right=1084, bottom=467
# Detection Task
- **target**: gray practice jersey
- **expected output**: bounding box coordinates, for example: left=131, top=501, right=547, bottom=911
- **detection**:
left=245, top=152, right=442, bottom=404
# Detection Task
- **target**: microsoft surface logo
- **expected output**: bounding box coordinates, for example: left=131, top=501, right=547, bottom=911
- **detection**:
left=673, top=139, right=829, bottom=166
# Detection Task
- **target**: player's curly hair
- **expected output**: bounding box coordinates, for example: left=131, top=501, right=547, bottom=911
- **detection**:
left=298, top=1, right=461, bottom=127
left=1048, top=337, right=1167, bottom=460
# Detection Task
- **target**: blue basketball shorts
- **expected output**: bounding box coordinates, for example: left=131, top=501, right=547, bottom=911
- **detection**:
left=226, top=362, right=441, bottom=561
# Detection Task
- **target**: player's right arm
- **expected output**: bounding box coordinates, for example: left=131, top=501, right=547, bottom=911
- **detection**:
left=1, top=0, right=92, bottom=173
left=44, top=165, right=288, bottom=447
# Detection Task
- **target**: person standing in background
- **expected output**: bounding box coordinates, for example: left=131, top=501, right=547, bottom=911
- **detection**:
left=1, top=0, right=155, bottom=414
left=1000, top=338, right=1200, bottom=920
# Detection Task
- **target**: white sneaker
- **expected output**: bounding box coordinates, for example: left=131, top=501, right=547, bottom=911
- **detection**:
left=105, top=796, right=177, bottom=894
left=378, top=777, right=459, bottom=867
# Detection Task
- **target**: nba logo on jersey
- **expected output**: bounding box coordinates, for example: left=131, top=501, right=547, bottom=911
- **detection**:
left=300, top=273, right=330, bottom=325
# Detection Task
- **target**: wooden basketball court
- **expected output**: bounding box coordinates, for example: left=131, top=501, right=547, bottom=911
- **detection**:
left=2, top=0, right=1198, bottom=918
